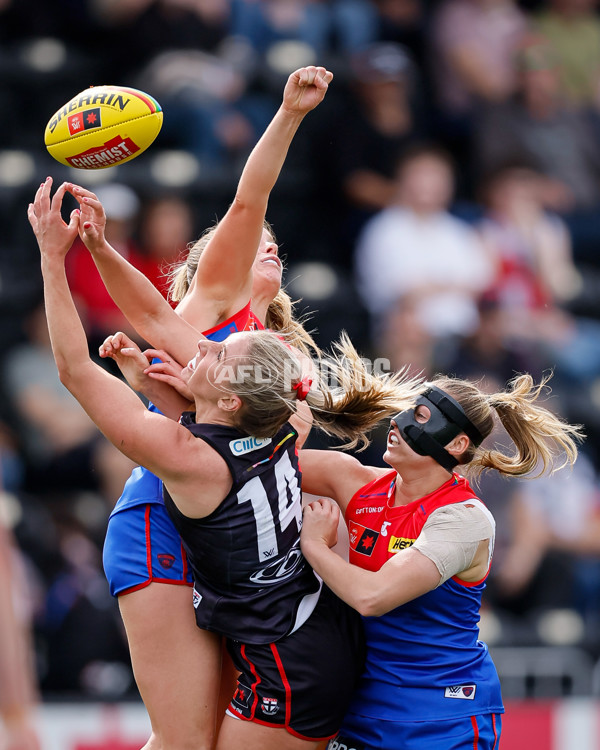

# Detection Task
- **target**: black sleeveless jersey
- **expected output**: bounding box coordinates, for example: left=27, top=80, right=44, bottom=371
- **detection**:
left=163, top=413, right=321, bottom=644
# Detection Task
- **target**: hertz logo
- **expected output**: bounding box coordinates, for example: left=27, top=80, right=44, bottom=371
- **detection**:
left=388, top=536, right=415, bottom=553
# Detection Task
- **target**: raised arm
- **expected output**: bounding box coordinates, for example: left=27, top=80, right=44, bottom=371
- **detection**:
left=175, top=65, right=333, bottom=323
left=65, top=66, right=332, bottom=352
left=66, top=184, right=202, bottom=365
left=27, top=179, right=197, bottom=481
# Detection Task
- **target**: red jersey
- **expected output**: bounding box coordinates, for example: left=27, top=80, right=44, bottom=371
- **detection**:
left=345, top=470, right=480, bottom=574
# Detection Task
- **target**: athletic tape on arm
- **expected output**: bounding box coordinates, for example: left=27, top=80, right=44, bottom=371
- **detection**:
left=412, top=500, right=495, bottom=586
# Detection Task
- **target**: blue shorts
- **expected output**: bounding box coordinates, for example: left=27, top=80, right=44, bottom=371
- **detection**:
left=330, top=712, right=501, bottom=750
left=103, top=503, right=194, bottom=597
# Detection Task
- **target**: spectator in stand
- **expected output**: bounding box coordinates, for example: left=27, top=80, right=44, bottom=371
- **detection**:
left=488, top=450, right=600, bottom=630
left=534, top=0, right=600, bottom=112
left=430, top=0, right=530, bottom=180
left=230, top=0, right=378, bottom=58
left=441, top=293, right=543, bottom=389
left=477, top=162, right=579, bottom=338
left=476, top=161, right=600, bottom=385
left=372, top=0, right=427, bottom=68
left=316, top=42, right=425, bottom=256
left=135, top=194, right=196, bottom=302
left=355, top=143, right=493, bottom=375
left=1, top=301, right=136, bottom=505
left=91, top=0, right=232, bottom=80
left=475, top=34, right=600, bottom=215
left=93, top=0, right=271, bottom=165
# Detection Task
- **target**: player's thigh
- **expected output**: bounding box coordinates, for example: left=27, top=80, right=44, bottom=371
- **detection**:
left=216, top=715, right=321, bottom=750
left=119, top=582, right=222, bottom=731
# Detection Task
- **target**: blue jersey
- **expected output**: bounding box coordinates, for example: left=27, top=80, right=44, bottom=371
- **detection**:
left=109, top=303, right=262, bottom=518
left=342, top=472, right=504, bottom=724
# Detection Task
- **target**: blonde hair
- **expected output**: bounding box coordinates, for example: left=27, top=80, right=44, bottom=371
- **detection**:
left=221, top=331, right=424, bottom=447
left=430, top=373, right=583, bottom=478
left=167, top=222, right=318, bottom=357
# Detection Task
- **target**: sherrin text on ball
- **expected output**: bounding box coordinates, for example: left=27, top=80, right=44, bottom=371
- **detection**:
left=44, top=85, right=163, bottom=169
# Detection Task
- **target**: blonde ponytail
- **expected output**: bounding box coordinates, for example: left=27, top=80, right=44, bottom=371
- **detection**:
left=308, top=332, right=425, bottom=450
left=431, top=373, right=583, bottom=478
left=220, top=330, right=424, bottom=447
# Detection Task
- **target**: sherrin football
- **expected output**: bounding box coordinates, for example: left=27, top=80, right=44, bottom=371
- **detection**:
left=44, top=85, right=163, bottom=169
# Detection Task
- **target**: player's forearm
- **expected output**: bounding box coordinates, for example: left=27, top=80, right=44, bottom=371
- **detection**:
left=301, top=540, right=378, bottom=616
left=137, top=380, right=192, bottom=422
left=41, top=255, right=93, bottom=384
left=235, top=105, right=305, bottom=208
left=87, top=238, right=169, bottom=334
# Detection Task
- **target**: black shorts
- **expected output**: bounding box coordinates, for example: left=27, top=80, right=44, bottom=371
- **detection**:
left=226, top=584, right=366, bottom=741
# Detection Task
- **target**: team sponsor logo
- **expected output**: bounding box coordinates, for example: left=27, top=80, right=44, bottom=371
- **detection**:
left=348, top=521, right=379, bottom=557
left=229, top=436, right=272, bottom=456
left=67, top=107, right=101, bottom=135
left=192, top=587, right=202, bottom=609
left=249, top=545, right=306, bottom=585
left=260, top=697, right=279, bottom=715
left=231, top=682, right=252, bottom=710
left=157, top=553, right=175, bottom=569
left=388, top=536, right=415, bottom=553
left=66, top=135, right=140, bottom=168
left=444, top=684, right=476, bottom=700
left=353, top=506, right=384, bottom=515
left=328, top=735, right=365, bottom=750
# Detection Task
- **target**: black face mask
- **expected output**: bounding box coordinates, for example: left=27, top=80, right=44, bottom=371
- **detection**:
left=391, top=385, right=484, bottom=472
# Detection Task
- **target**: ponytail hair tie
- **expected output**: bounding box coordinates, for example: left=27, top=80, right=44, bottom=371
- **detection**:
left=292, top=376, right=312, bottom=401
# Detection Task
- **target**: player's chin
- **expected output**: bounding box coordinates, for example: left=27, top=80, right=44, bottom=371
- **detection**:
left=254, top=272, right=282, bottom=301
left=382, top=444, right=400, bottom=466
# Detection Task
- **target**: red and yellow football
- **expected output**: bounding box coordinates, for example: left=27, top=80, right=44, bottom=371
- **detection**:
left=44, top=85, right=163, bottom=169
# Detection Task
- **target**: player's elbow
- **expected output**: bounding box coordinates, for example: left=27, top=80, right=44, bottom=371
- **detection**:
left=56, top=357, right=89, bottom=394
left=354, top=588, right=389, bottom=618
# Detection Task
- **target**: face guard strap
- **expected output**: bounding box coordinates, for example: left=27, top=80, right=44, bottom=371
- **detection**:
left=425, top=386, right=484, bottom=447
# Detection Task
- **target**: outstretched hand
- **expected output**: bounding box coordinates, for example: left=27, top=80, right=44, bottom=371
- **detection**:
left=143, top=350, right=194, bottom=402
left=301, top=499, right=340, bottom=551
left=282, top=66, right=333, bottom=115
left=27, top=177, right=80, bottom=261
left=65, top=183, right=107, bottom=252
left=99, top=332, right=154, bottom=393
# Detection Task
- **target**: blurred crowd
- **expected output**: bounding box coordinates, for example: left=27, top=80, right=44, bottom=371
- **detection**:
left=1, top=0, right=600, bottom=711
